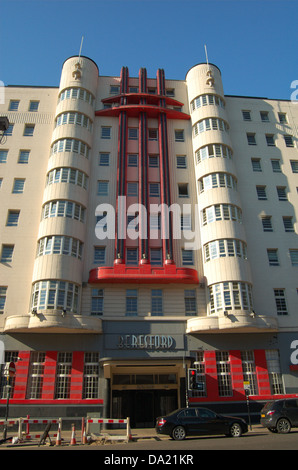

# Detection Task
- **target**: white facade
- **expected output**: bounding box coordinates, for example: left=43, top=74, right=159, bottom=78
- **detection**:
left=0, top=56, right=298, bottom=423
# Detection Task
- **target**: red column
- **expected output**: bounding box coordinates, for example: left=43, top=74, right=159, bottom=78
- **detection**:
left=70, top=352, right=84, bottom=400
left=204, top=351, right=219, bottom=401
left=41, top=351, right=57, bottom=400
left=229, top=350, right=245, bottom=398
left=13, top=351, right=30, bottom=400
left=254, top=350, right=271, bottom=396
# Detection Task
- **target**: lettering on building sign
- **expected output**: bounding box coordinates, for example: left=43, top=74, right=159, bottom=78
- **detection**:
left=290, top=340, right=298, bottom=365
left=118, top=334, right=174, bottom=350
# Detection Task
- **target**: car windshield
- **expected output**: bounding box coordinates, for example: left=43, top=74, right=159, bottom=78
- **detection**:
left=262, top=401, right=275, bottom=411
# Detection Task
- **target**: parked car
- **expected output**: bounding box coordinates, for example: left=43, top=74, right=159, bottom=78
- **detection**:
left=155, top=407, right=248, bottom=440
left=261, top=398, right=298, bottom=433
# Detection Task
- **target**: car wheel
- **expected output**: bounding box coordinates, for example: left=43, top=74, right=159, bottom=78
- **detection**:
left=268, top=427, right=278, bottom=433
left=276, top=418, right=291, bottom=434
left=229, top=422, right=242, bottom=438
left=171, top=426, right=186, bottom=441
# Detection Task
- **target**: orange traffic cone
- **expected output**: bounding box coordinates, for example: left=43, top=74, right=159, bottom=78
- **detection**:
left=70, top=423, right=76, bottom=446
left=56, top=424, right=62, bottom=446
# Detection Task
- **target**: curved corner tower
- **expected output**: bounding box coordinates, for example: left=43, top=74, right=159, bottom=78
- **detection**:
left=29, top=56, right=101, bottom=332
left=186, top=63, right=276, bottom=333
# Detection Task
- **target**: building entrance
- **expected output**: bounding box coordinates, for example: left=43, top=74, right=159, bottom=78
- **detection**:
left=112, top=389, right=178, bottom=428
left=107, top=361, right=184, bottom=427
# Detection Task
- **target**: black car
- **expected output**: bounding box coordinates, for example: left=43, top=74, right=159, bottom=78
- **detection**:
left=260, top=398, right=298, bottom=433
left=156, top=407, right=248, bottom=440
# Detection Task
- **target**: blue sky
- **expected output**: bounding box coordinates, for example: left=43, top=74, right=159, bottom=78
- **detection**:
left=1, top=0, right=297, bottom=99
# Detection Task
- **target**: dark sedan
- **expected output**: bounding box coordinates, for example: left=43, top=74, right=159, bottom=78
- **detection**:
left=156, top=407, right=248, bottom=440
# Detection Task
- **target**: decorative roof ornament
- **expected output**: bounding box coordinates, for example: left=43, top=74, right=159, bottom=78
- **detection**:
left=72, top=62, right=82, bottom=80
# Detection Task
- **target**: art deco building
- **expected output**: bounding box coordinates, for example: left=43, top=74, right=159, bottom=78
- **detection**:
left=0, top=55, right=297, bottom=426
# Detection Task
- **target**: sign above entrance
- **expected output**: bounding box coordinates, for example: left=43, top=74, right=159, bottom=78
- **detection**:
left=118, top=334, right=174, bottom=350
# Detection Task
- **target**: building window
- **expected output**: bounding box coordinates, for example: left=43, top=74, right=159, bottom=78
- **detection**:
left=290, top=161, right=298, bottom=173
left=247, top=133, right=256, bottom=145
left=191, top=352, right=206, bottom=397
left=1, top=245, right=14, bottom=263
left=97, top=181, right=109, bottom=196
left=274, top=289, right=288, bottom=315
left=256, top=186, right=267, bottom=200
left=51, top=138, right=90, bottom=158
left=242, top=110, right=251, bottom=121
left=284, top=135, right=294, bottom=147
left=265, top=134, right=275, bottom=146
left=110, top=85, right=120, bottom=95
left=209, top=282, right=253, bottom=313
left=271, top=159, right=281, bottom=173
left=181, top=214, right=192, bottom=231
left=283, top=216, right=295, bottom=232
left=289, top=249, right=298, bottom=266
left=6, top=210, right=20, bottom=227
left=47, top=168, right=88, bottom=189
left=12, top=178, right=25, bottom=194
left=37, top=236, right=83, bottom=259
left=126, top=248, right=138, bottom=266
left=261, top=216, right=273, bottom=232
left=26, top=352, right=45, bottom=399
left=241, top=351, right=259, bottom=396
left=204, top=239, right=247, bottom=262
left=23, top=124, right=35, bottom=136
left=148, top=128, right=158, bottom=140
left=151, top=289, right=163, bottom=316
left=149, top=183, right=160, bottom=197
left=99, top=153, right=110, bottom=166
left=148, top=155, right=159, bottom=167
left=176, top=155, right=187, bottom=168
left=266, top=350, right=284, bottom=394
left=101, top=126, right=111, bottom=139
left=127, top=182, right=138, bottom=196
left=202, top=204, right=242, bottom=226
left=42, top=200, right=85, bottom=222
left=0, top=150, right=8, bottom=163
left=94, top=247, right=105, bottom=265
left=184, top=290, right=196, bottom=316
left=18, top=150, right=30, bottom=164
left=128, top=154, right=138, bottom=167
left=59, top=87, right=95, bottom=106
left=178, top=183, right=189, bottom=198
left=55, top=353, right=72, bottom=399
left=267, top=249, right=279, bottom=266
left=91, top=289, right=104, bottom=316
left=126, top=289, right=138, bottom=316
left=9, top=100, right=20, bottom=111
left=199, top=172, right=237, bottom=193
left=29, top=101, right=39, bottom=112
left=216, top=351, right=232, bottom=397
left=196, top=144, right=232, bottom=164
left=83, top=353, right=99, bottom=399
left=193, top=118, right=228, bottom=136
left=182, top=249, right=194, bottom=265
left=128, top=128, right=138, bottom=140
left=0, top=287, right=7, bottom=314
left=31, top=281, right=79, bottom=313
left=251, top=158, right=262, bottom=172
left=260, top=111, right=269, bottom=122
left=150, top=248, right=162, bottom=266
left=4, top=124, right=14, bottom=136
left=278, top=113, right=287, bottom=124
left=190, top=94, right=225, bottom=111
left=175, top=130, right=184, bottom=142
left=276, top=186, right=287, bottom=201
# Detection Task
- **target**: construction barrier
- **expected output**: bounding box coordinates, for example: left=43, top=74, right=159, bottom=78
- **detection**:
left=0, top=416, right=132, bottom=445
left=86, top=417, right=132, bottom=442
